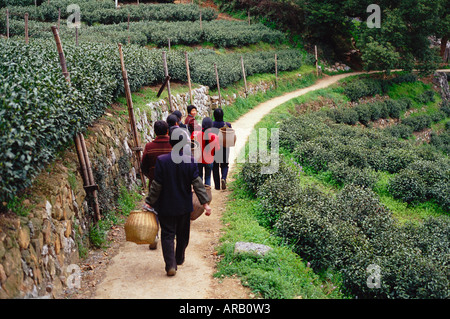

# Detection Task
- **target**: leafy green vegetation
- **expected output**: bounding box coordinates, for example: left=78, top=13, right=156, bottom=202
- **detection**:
left=215, top=176, right=344, bottom=299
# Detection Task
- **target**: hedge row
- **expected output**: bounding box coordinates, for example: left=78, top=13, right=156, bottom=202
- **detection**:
left=1, top=1, right=216, bottom=25
left=0, top=38, right=307, bottom=202
left=240, top=159, right=449, bottom=299
left=343, top=74, right=417, bottom=102
left=2, top=19, right=285, bottom=48
left=278, top=112, right=450, bottom=210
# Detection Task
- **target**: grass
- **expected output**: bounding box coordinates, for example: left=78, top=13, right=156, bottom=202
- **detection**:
left=215, top=176, right=344, bottom=299
left=89, top=184, right=142, bottom=249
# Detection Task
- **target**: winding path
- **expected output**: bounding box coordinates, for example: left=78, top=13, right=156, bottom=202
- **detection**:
left=92, top=69, right=449, bottom=299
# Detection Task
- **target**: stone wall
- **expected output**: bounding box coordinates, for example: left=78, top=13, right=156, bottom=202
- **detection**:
left=0, top=77, right=280, bottom=299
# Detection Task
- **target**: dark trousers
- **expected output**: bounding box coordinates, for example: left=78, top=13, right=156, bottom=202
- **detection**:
left=213, top=147, right=230, bottom=190
left=158, top=213, right=191, bottom=272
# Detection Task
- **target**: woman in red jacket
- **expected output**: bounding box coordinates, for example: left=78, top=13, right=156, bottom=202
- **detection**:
left=191, top=117, right=220, bottom=186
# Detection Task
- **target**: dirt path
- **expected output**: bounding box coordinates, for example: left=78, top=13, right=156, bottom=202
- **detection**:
left=82, top=72, right=367, bottom=299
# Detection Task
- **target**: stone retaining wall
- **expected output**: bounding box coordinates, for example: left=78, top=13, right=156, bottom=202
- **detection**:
left=0, top=78, right=279, bottom=299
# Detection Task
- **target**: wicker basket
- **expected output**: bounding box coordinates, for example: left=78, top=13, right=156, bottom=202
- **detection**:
left=191, top=185, right=212, bottom=220
left=125, top=210, right=158, bottom=244
left=219, top=126, right=236, bottom=148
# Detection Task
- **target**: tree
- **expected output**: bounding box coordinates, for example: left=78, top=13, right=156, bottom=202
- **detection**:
left=361, top=39, right=400, bottom=74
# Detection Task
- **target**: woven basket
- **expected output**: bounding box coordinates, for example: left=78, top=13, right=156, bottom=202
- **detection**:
left=125, top=210, right=158, bottom=244
left=219, top=126, right=236, bottom=148
left=191, top=185, right=212, bottom=220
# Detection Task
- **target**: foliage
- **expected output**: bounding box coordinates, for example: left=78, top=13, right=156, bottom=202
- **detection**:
left=240, top=152, right=450, bottom=299
left=1, top=1, right=216, bottom=25
left=0, top=38, right=307, bottom=203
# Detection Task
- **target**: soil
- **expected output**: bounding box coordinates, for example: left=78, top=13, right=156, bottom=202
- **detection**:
left=57, top=72, right=364, bottom=300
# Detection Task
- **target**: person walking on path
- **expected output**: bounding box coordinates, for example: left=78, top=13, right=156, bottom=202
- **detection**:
left=144, top=127, right=212, bottom=276
left=141, top=121, right=172, bottom=190
left=185, top=105, right=198, bottom=135
left=191, top=117, right=220, bottom=187
left=141, top=120, right=173, bottom=250
left=212, top=108, right=232, bottom=190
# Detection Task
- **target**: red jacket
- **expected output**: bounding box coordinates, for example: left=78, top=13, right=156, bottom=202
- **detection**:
left=191, top=130, right=220, bottom=164
left=141, top=135, right=172, bottom=188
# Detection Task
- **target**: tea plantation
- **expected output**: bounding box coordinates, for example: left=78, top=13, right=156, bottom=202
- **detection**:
left=238, top=73, right=450, bottom=299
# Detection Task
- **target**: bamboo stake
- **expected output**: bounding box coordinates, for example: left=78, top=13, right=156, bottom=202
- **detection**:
left=240, top=56, right=248, bottom=97
left=51, top=26, right=70, bottom=83
left=74, top=134, right=89, bottom=186
left=275, top=53, right=278, bottom=88
left=162, top=51, right=174, bottom=112
left=168, top=38, right=171, bottom=53
left=315, top=45, right=319, bottom=76
left=185, top=51, right=193, bottom=104
left=75, top=27, right=79, bottom=46
left=79, top=133, right=101, bottom=222
left=51, top=26, right=101, bottom=221
left=214, top=63, right=222, bottom=108
left=6, top=9, right=9, bottom=39
left=118, top=43, right=146, bottom=190
left=24, top=13, right=29, bottom=44
left=58, top=8, right=61, bottom=31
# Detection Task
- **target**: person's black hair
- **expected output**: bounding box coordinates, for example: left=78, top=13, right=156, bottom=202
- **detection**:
left=169, top=126, right=189, bottom=148
left=202, top=117, right=213, bottom=132
left=172, top=110, right=182, bottom=121
left=154, top=120, right=168, bottom=136
left=213, top=108, right=224, bottom=122
left=187, top=105, right=197, bottom=115
left=166, top=114, right=178, bottom=127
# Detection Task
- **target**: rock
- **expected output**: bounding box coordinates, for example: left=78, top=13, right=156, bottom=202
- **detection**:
left=234, top=241, right=272, bottom=256
left=18, top=226, right=30, bottom=249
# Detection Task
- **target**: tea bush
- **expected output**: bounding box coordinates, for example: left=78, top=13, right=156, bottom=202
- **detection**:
left=1, top=2, right=217, bottom=25
left=0, top=38, right=308, bottom=202
left=273, top=183, right=450, bottom=298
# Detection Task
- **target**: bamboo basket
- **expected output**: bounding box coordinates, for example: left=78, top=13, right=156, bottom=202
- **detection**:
left=191, top=185, right=212, bottom=220
left=125, top=210, right=158, bottom=244
left=219, top=126, right=236, bottom=148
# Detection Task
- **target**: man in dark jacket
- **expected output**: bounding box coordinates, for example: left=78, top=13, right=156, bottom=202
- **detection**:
left=145, top=127, right=211, bottom=276
left=212, top=108, right=232, bottom=190
left=141, top=120, right=172, bottom=189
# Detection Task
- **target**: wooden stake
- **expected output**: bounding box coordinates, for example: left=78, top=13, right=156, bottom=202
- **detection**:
left=199, top=8, right=202, bottom=30
left=51, top=26, right=101, bottom=222
left=51, top=26, right=70, bottom=82
left=275, top=53, right=278, bottom=88
left=118, top=43, right=146, bottom=190
left=24, top=13, right=29, bottom=44
left=248, top=10, right=250, bottom=25
left=162, top=51, right=174, bottom=112
left=240, top=56, right=248, bottom=97
left=75, top=27, right=79, bottom=46
left=185, top=51, right=193, bottom=104
left=79, top=133, right=101, bottom=222
left=6, top=9, right=9, bottom=39
left=315, top=45, right=319, bottom=76
left=168, top=38, right=171, bottom=53
left=58, top=8, right=61, bottom=32
left=214, top=63, right=222, bottom=108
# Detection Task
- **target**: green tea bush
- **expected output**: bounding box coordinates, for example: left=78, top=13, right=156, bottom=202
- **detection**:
left=0, top=38, right=307, bottom=202
left=273, top=183, right=450, bottom=298
left=388, top=159, right=450, bottom=207
left=1, top=2, right=217, bottom=25
left=256, top=160, right=302, bottom=228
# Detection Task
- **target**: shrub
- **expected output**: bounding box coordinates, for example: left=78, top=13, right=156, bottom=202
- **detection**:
left=274, top=182, right=450, bottom=298
left=256, top=160, right=302, bottom=228
left=384, top=124, right=413, bottom=139
left=402, top=114, right=432, bottom=132
left=328, top=161, right=378, bottom=189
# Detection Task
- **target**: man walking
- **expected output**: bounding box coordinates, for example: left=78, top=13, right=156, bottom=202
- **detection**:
left=144, top=127, right=211, bottom=276
left=141, top=120, right=173, bottom=250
